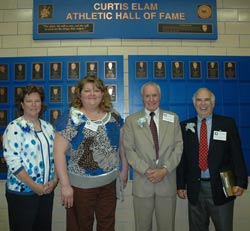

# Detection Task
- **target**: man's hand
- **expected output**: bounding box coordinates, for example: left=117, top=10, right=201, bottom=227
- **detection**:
left=177, top=189, right=187, bottom=199
left=232, top=186, right=244, bottom=196
left=145, top=168, right=168, bottom=183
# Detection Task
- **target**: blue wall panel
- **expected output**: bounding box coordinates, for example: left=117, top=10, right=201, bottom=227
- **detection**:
left=0, top=55, right=124, bottom=179
left=128, top=55, right=250, bottom=175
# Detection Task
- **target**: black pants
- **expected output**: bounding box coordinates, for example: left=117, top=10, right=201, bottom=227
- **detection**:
left=6, top=190, right=54, bottom=231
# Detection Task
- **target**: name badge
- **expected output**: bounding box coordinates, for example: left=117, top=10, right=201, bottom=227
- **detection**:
left=213, top=131, right=227, bottom=141
left=163, top=113, right=174, bottom=123
left=85, top=120, right=98, bottom=132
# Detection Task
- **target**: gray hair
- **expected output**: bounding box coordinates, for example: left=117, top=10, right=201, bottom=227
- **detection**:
left=140, top=82, right=161, bottom=96
left=192, top=87, right=215, bottom=104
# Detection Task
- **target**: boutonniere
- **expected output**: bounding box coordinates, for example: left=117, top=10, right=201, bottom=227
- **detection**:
left=185, top=122, right=196, bottom=133
left=70, top=107, right=86, bottom=126
left=137, top=117, right=147, bottom=128
left=16, top=117, right=34, bottom=133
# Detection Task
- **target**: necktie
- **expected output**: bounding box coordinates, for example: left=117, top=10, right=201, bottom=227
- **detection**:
left=199, top=118, right=208, bottom=171
left=149, top=112, right=159, bottom=160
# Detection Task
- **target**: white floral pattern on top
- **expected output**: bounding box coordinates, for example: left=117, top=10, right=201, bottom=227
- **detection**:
left=3, top=117, right=55, bottom=194
left=16, top=116, right=34, bottom=133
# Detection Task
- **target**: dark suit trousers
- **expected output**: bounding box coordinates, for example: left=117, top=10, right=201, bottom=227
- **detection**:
left=188, top=181, right=234, bottom=231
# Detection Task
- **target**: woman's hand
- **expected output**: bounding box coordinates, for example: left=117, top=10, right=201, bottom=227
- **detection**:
left=120, top=169, right=128, bottom=188
left=44, top=178, right=58, bottom=194
left=61, top=184, right=74, bottom=209
left=32, top=183, right=46, bottom=196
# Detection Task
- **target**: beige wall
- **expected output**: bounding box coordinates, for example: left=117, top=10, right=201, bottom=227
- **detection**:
left=0, top=0, right=250, bottom=230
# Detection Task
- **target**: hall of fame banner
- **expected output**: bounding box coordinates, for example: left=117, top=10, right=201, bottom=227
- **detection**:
left=33, top=0, right=217, bottom=40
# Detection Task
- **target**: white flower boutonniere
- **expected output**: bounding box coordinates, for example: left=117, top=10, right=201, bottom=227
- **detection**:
left=17, top=117, right=34, bottom=133
left=185, top=122, right=196, bottom=133
left=70, top=107, right=86, bottom=126
left=137, top=117, right=147, bottom=128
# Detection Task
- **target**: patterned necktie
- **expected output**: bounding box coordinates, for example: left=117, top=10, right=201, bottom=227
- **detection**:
left=149, top=112, right=159, bottom=160
left=199, top=118, right=208, bottom=171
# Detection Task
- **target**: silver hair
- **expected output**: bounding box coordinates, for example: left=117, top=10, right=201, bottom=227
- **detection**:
left=140, top=82, right=161, bottom=96
left=192, top=87, right=215, bottom=104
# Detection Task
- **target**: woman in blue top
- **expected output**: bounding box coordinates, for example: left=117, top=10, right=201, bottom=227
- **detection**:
left=3, top=85, right=57, bottom=231
left=54, top=76, right=128, bottom=231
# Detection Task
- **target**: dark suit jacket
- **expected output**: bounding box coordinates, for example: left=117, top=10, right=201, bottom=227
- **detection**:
left=177, top=114, right=248, bottom=206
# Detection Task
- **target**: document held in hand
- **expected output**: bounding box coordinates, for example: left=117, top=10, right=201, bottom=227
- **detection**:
left=220, top=170, right=236, bottom=197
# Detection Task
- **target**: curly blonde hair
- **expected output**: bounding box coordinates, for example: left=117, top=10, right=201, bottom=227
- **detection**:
left=71, top=76, right=112, bottom=112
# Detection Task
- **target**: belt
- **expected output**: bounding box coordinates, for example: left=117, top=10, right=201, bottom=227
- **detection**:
left=200, top=178, right=210, bottom=182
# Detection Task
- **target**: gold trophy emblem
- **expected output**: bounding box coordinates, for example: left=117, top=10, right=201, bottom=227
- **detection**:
left=197, top=5, right=212, bottom=19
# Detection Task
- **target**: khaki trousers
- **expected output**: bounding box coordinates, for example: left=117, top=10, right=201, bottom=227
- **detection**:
left=133, top=194, right=176, bottom=231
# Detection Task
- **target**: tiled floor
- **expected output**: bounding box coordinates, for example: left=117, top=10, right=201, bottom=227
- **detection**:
left=0, top=179, right=249, bottom=230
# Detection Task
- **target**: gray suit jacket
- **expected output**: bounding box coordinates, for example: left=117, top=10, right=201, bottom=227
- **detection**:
left=124, top=109, right=183, bottom=197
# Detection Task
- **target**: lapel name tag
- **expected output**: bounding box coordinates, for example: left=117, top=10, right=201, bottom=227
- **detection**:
left=213, top=131, right=227, bottom=141
left=85, top=120, right=98, bottom=132
left=163, top=113, right=174, bottom=123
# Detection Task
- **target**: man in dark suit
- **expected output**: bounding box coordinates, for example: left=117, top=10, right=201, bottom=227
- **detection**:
left=177, top=87, right=248, bottom=231
left=124, top=82, right=183, bottom=231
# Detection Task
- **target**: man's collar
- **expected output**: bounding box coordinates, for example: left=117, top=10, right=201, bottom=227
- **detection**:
left=197, top=114, right=212, bottom=122
left=144, top=108, right=160, bottom=116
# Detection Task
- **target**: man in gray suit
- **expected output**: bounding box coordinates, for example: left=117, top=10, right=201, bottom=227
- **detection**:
left=123, top=82, right=183, bottom=231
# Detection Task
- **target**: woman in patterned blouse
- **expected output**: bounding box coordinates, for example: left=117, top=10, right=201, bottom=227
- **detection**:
left=3, top=85, right=57, bottom=231
left=54, top=76, right=128, bottom=231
